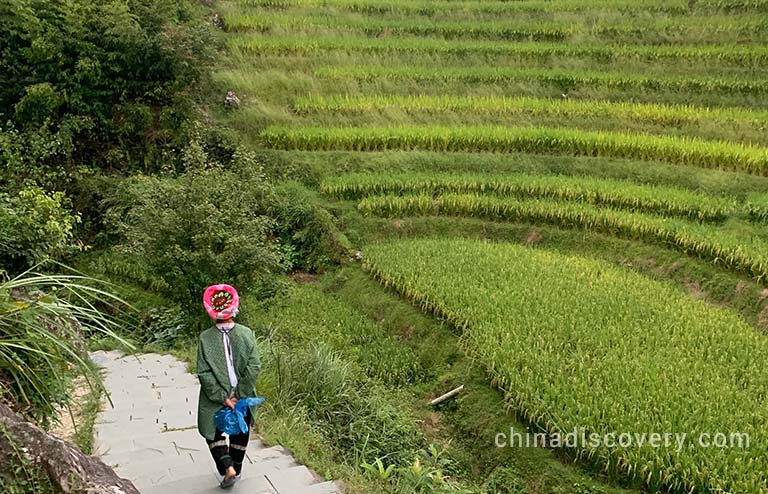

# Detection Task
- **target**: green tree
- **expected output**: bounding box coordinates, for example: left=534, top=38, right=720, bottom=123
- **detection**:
left=109, top=149, right=282, bottom=311
left=0, top=0, right=214, bottom=184
left=0, top=188, right=80, bottom=274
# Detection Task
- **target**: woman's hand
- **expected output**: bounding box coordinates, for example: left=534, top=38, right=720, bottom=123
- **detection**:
left=224, top=397, right=238, bottom=410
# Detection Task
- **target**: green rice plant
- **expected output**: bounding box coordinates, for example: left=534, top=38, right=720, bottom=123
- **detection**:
left=358, top=194, right=768, bottom=280
left=320, top=172, right=736, bottom=221
left=231, top=35, right=768, bottom=66
left=226, top=15, right=572, bottom=41
left=708, top=0, right=768, bottom=11
left=294, top=94, right=768, bottom=131
left=592, top=16, right=768, bottom=43
left=746, top=192, right=768, bottom=222
left=363, top=238, right=768, bottom=493
left=312, top=66, right=768, bottom=96
left=233, top=0, right=767, bottom=14
left=260, top=126, right=768, bottom=175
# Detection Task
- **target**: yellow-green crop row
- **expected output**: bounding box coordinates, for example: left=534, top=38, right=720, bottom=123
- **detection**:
left=363, top=238, right=768, bottom=493
left=229, top=34, right=768, bottom=66
left=221, top=7, right=768, bottom=42
left=233, top=0, right=768, bottom=14
left=358, top=194, right=768, bottom=280
left=320, top=172, right=735, bottom=221
left=313, top=66, right=768, bottom=96
left=261, top=126, right=768, bottom=175
left=294, top=94, right=768, bottom=130
left=225, top=15, right=570, bottom=41
left=593, top=16, right=768, bottom=41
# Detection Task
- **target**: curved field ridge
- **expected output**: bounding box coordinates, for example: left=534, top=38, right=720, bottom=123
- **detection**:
left=226, top=16, right=768, bottom=46
left=314, top=66, right=768, bottom=96
left=239, top=0, right=768, bottom=14
left=295, top=95, right=768, bottom=132
left=260, top=126, right=768, bottom=175
left=228, top=18, right=571, bottom=42
left=358, top=194, right=768, bottom=281
left=363, top=238, right=768, bottom=493
left=321, top=172, right=735, bottom=221
left=232, top=34, right=768, bottom=66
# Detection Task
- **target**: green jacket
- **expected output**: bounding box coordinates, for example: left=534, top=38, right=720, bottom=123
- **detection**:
left=196, top=323, right=261, bottom=440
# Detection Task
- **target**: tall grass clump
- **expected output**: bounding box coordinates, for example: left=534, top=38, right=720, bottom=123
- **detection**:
left=0, top=269, right=130, bottom=424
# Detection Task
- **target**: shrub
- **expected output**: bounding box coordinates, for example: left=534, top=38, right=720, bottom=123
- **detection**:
left=0, top=188, right=80, bottom=274
left=109, top=149, right=282, bottom=311
left=0, top=0, right=215, bottom=180
left=271, top=182, right=351, bottom=272
left=266, top=342, right=423, bottom=466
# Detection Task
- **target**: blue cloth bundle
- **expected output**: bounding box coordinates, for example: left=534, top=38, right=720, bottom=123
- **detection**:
left=214, top=397, right=265, bottom=435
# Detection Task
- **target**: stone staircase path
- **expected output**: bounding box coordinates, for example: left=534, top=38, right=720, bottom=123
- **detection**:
left=89, top=350, right=341, bottom=494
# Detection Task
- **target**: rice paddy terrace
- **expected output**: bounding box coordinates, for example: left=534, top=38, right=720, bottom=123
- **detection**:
left=214, top=0, right=768, bottom=492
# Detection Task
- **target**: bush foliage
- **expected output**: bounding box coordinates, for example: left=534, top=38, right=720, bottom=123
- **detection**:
left=107, top=148, right=282, bottom=311
left=0, top=188, right=80, bottom=274
left=0, top=0, right=214, bottom=186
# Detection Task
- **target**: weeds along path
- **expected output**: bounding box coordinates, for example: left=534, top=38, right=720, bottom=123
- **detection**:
left=89, top=350, right=340, bottom=494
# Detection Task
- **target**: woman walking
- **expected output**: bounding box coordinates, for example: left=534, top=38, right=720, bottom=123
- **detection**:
left=197, top=284, right=261, bottom=488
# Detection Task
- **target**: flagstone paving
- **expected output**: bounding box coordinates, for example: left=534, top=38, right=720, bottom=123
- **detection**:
left=90, top=350, right=341, bottom=494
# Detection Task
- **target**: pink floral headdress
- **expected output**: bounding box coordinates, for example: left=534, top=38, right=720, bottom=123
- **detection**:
left=203, top=284, right=239, bottom=320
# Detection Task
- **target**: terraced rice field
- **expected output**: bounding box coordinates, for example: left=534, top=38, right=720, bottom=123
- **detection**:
left=364, top=238, right=768, bottom=493
left=215, top=0, right=768, bottom=491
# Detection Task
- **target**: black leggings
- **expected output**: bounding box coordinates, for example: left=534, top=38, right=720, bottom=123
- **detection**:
left=206, top=410, right=252, bottom=476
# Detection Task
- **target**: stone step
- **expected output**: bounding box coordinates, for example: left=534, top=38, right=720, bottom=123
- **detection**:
left=100, top=393, right=199, bottom=411
left=140, top=473, right=276, bottom=494
left=97, top=407, right=197, bottom=427
left=89, top=351, right=340, bottom=494
left=234, top=475, right=280, bottom=494
left=111, top=449, right=213, bottom=480
left=294, top=481, right=343, bottom=494
left=123, top=450, right=298, bottom=489
left=98, top=402, right=197, bottom=419
left=103, top=443, right=207, bottom=470
left=266, top=465, right=319, bottom=493
left=246, top=445, right=294, bottom=462
left=98, top=430, right=266, bottom=458
left=94, top=415, right=197, bottom=439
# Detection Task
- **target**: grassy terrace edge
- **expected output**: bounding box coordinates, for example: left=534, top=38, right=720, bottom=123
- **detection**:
left=358, top=194, right=768, bottom=281
left=230, top=34, right=768, bottom=68
left=260, top=126, right=768, bottom=175
left=321, top=172, right=737, bottom=221
left=294, top=95, right=768, bottom=134
left=310, top=66, right=768, bottom=96
left=233, top=0, right=768, bottom=14
left=362, top=238, right=768, bottom=493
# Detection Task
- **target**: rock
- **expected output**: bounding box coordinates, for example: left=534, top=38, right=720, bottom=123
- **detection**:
left=351, top=250, right=363, bottom=261
left=0, top=402, right=139, bottom=494
left=224, top=91, right=241, bottom=109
